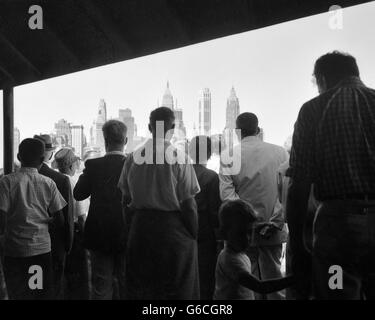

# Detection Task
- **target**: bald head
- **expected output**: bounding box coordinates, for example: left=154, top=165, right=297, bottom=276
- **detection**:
left=236, top=112, right=259, bottom=139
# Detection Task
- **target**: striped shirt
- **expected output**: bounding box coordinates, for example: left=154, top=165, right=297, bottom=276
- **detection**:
left=288, top=76, right=375, bottom=200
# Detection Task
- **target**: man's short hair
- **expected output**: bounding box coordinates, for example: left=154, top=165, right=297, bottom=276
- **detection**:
left=189, top=135, right=212, bottom=164
left=236, top=112, right=259, bottom=137
left=102, top=120, right=127, bottom=146
left=149, top=107, right=175, bottom=130
left=313, top=51, right=360, bottom=87
left=18, top=138, right=45, bottom=165
left=219, top=199, right=257, bottom=240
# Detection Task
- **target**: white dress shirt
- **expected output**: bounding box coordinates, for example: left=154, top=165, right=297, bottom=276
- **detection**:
left=219, top=136, right=288, bottom=245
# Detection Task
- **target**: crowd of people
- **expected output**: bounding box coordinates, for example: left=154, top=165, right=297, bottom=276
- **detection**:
left=0, top=50, right=374, bottom=300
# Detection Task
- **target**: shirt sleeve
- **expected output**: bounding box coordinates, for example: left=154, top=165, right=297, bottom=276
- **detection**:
left=117, top=155, right=132, bottom=199
left=288, top=102, right=316, bottom=182
left=224, top=253, right=251, bottom=281
left=176, top=162, right=201, bottom=202
left=0, top=178, right=10, bottom=212
left=49, top=181, right=67, bottom=214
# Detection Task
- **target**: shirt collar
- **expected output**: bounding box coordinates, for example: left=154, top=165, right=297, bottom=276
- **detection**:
left=241, top=136, right=260, bottom=144
left=19, top=167, right=38, bottom=173
left=105, top=151, right=124, bottom=156
left=335, top=76, right=365, bottom=88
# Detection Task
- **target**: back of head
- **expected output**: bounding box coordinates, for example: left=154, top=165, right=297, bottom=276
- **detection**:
left=314, top=51, right=360, bottom=90
left=149, top=107, right=175, bottom=137
left=102, top=120, right=127, bottom=149
left=189, top=135, right=212, bottom=164
left=236, top=112, right=259, bottom=138
left=18, top=138, right=45, bottom=167
left=219, top=199, right=257, bottom=240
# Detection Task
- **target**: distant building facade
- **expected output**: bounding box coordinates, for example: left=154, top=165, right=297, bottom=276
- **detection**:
left=14, top=127, right=20, bottom=163
left=198, top=88, right=211, bottom=136
left=94, top=99, right=107, bottom=154
left=225, top=86, right=240, bottom=130
left=118, top=108, right=136, bottom=153
left=70, top=125, right=85, bottom=158
left=54, top=119, right=72, bottom=146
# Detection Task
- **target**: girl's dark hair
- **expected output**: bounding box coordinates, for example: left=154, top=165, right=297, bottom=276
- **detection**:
left=219, top=200, right=257, bottom=240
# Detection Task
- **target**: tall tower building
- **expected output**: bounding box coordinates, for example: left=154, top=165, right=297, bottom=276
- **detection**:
left=119, top=108, right=135, bottom=152
left=70, top=125, right=85, bottom=158
left=198, top=88, right=211, bottom=136
left=225, top=87, right=240, bottom=130
left=161, top=81, right=174, bottom=110
left=54, top=119, right=72, bottom=146
left=95, top=99, right=107, bottom=154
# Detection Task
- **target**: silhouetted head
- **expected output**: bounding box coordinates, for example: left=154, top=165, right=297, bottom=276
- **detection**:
left=148, top=107, right=175, bottom=140
left=219, top=200, right=257, bottom=252
left=313, top=51, right=360, bottom=93
left=17, top=138, right=45, bottom=169
left=102, top=120, right=128, bottom=152
left=52, top=148, right=80, bottom=176
left=236, top=112, right=259, bottom=140
left=189, top=135, right=212, bottom=165
left=34, top=134, right=56, bottom=163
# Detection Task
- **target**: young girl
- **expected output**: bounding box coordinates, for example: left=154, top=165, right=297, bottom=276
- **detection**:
left=214, top=199, right=294, bottom=300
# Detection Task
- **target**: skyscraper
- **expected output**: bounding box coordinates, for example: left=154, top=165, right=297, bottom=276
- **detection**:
left=225, top=86, right=240, bottom=130
left=95, top=99, right=107, bottom=154
left=174, top=106, right=186, bottom=138
left=160, top=82, right=186, bottom=139
left=118, top=108, right=135, bottom=152
left=54, top=119, right=72, bottom=146
left=161, top=81, right=174, bottom=110
left=70, top=125, right=85, bottom=158
left=198, top=88, right=211, bottom=136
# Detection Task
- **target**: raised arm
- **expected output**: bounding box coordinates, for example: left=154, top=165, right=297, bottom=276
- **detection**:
left=74, top=162, right=92, bottom=201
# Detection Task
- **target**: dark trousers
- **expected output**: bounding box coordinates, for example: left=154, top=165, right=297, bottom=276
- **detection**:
left=313, top=200, right=375, bottom=300
left=51, top=251, right=66, bottom=299
left=198, top=239, right=217, bottom=300
left=65, top=223, right=90, bottom=300
left=3, top=252, right=52, bottom=300
left=90, top=250, right=126, bottom=300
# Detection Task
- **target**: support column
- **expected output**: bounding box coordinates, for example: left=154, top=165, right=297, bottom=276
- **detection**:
left=3, top=87, right=14, bottom=174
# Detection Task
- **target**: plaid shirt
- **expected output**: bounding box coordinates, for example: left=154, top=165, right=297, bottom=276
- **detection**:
left=288, top=76, right=375, bottom=200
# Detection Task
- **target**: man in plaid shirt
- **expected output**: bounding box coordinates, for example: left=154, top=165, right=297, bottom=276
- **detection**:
left=287, top=51, right=375, bottom=299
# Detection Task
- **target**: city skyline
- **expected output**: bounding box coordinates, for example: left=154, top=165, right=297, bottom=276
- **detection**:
left=1, top=2, right=375, bottom=168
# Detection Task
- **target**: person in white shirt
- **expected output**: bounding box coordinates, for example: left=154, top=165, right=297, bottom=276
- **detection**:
left=219, top=112, right=288, bottom=300
left=118, top=107, right=201, bottom=299
left=52, top=148, right=89, bottom=299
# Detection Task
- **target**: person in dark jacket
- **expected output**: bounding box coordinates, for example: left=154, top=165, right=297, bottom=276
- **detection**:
left=189, top=135, right=221, bottom=299
left=34, top=134, right=74, bottom=299
left=74, top=120, right=127, bottom=300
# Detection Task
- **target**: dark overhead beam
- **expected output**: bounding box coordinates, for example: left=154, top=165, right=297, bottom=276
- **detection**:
left=0, top=34, right=41, bottom=77
left=43, top=20, right=83, bottom=67
left=79, top=0, right=134, bottom=58
left=0, top=64, right=15, bottom=84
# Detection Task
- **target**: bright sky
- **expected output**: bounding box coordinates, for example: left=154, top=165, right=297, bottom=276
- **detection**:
left=1, top=2, right=375, bottom=168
